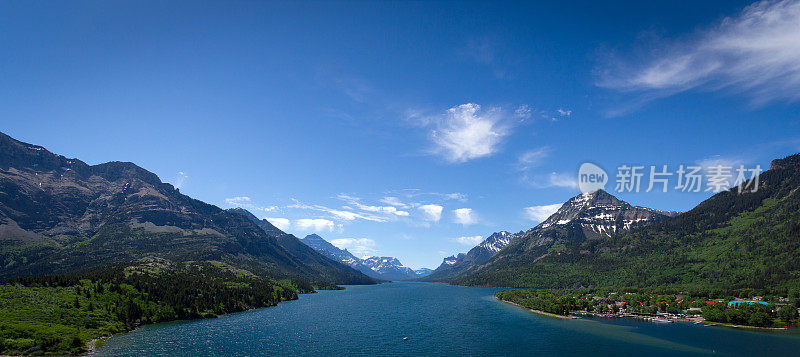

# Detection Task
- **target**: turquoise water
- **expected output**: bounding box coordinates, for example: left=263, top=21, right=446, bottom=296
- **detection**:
left=94, top=282, right=800, bottom=356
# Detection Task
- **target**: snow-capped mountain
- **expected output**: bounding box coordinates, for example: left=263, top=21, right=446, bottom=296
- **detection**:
left=531, top=189, right=673, bottom=242
left=299, top=235, right=432, bottom=281
left=425, top=189, right=674, bottom=282
left=361, top=256, right=423, bottom=281
left=423, top=232, right=522, bottom=282
left=442, top=253, right=465, bottom=266
left=464, top=189, right=675, bottom=277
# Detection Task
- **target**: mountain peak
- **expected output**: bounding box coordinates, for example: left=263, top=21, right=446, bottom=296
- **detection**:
left=540, top=190, right=627, bottom=227
left=304, top=233, right=324, bottom=241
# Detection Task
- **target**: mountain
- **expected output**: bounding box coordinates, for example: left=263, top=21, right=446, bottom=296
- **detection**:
left=0, top=131, right=375, bottom=286
left=227, top=207, right=286, bottom=237
left=428, top=190, right=671, bottom=283
left=299, top=234, right=430, bottom=280
left=423, top=231, right=521, bottom=282
left=225, top=208, right=376, bottom=285
left=444, top=189, right=673, bottom=284
left=455, top=154, right=800, bottom=292
left=300, top=234, right=363, bottom=267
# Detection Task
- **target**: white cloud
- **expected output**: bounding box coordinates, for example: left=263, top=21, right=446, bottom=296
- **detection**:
left=388, top=189, right=468, bottom=203
left=336, top=194, right=410, bottom=217
left=329, top=238, right=377, bottom=258
left=289, top=199, right=386, bottom=222
left=598, top=0, right=800, bottom=106
left=453, top=235, right=484, bottom=246
left=517, top=147, right=552, bottom=171
left=428, top=103, right=512, bottom=163
left=418, top=204, right=443, bottom=222
left=380, top=196, right=410, bottom=209
left=295, top=219, right=335, bottom=232
left=267, top=217, right=291, bottom=231
left=453, top=208, right=478, bottom=225
left=524, top=204, right=563, bottom=222
left=557, top=109, right=572, bottom=117
left=225, top=196, right=252, bottom=205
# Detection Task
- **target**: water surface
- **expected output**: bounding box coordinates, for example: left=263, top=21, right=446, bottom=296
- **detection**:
left=94, top=282, right=800, bottom=356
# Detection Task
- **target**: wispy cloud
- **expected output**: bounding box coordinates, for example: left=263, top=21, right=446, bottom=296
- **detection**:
left=336, top=194, right=410, bottom=217
left=453, top=235, right=484, bottom=246
left=418, top=103, right=523, bottom=163
left=380, top=196, right=411, bottom=209
left=329, top=238, right=377, bottom=258
left=289, top=199, right=387, bottom=222
left=384, top=189, right=468, bottom=203
left=453, top=208, right=478, bottom=225
left=598, top=0, right=800, bottom=109
left=523, top=204, right=563, bottom=222
left=418, top=204, right=443, bottom=223
left=517, top=147, right=553, bottom=171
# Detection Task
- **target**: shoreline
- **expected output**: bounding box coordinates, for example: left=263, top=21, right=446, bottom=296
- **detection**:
left=703, top=321, right=788, bottom=331
left=496, top=297, right=789, bottom=331
left=497, top=297, right=578, bottom=319
left=83, top=291, right=313, bottom=354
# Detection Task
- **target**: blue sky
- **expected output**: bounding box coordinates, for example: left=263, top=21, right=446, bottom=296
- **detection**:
left=2, top=0, right=800, bottom=269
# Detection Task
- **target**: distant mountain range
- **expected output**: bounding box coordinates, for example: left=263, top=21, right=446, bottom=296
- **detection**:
left=450, top=154, right=800, bottom=291
left=299, top=234, right=431, bottom=280
left=424, top=189, right=676, bottom=283
left=0, top=131, right=376, bottom=287
left=4, top=130, right=798, bottom=293
left=423, top=231, right=521, bottom=282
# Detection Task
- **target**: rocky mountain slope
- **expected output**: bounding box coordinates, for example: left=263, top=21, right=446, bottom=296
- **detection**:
left=0, top=131, right=375, bottom=286
left=432, top=189, right=673, bottom=283
left=456, top=154, right=800, bottom=291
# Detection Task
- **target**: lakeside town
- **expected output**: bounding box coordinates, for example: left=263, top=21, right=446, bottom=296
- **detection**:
left=496, top=289, right=800, bottom=329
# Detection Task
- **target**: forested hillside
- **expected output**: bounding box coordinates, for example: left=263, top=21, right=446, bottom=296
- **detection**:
left=456, top=153, right=800, bottom=294
left=0, top=259, right=303, bottom=355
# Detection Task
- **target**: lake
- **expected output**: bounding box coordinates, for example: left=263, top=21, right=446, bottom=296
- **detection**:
left=93, top=282, right=800, bottom=356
